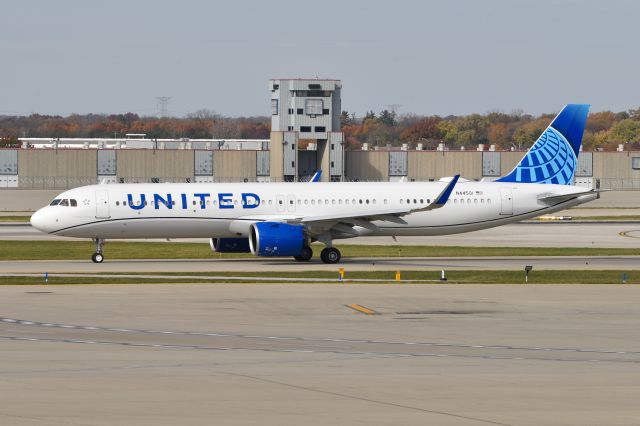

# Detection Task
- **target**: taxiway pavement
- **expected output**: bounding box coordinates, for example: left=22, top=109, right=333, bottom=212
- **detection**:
left=2, top=222, right=640, bottom=248
left=2, top=283, right=640, bottom=425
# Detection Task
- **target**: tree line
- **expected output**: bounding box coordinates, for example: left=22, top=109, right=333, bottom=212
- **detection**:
left=1, top=107, right=639, bottom=151
left=340, top=108, right=640, bottom=151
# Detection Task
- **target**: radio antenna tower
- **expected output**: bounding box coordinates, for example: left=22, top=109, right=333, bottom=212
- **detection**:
left=156, top=96, right=171, bottom=117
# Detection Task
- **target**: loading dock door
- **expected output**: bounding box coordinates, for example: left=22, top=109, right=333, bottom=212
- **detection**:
left=95, top=190, right=111, bottom=219
left=500, top=189, right=513, bottom=215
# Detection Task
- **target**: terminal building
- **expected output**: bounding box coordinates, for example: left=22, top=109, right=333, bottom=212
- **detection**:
left=1, top=78, right=640, bottom=190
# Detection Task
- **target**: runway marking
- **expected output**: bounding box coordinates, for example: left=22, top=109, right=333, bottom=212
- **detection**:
left=2, top=334, right=639, bottom=365
left=2, top=316, right=640, bottom=362
left=346, top=304, right=379, bottom=315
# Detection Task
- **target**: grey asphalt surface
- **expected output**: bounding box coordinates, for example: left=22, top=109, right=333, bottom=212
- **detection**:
left=2, top=284, right=640, bottom=425
left=2, top=221, right=640, bottom=248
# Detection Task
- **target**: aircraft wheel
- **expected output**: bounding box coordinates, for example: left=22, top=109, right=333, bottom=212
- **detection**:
left=91, top=253, right=104, bottom=263
left=294, top=246, right=313, bottom=261
left=320, top=247, right=341, bottom=264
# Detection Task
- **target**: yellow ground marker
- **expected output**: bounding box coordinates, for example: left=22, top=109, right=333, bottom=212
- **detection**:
left=346, top=304, right=379, bottom=315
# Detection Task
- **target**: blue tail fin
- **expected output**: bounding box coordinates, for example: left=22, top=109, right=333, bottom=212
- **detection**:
left=497, top=104, right=590, bottom=185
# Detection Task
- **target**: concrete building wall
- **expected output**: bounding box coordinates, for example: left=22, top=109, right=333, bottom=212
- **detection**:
left=593, top=151, right=640, bottom=190
left=117, top=150, right=194, bottom=181
left=406, top=151, right=481, bottom=181
left=19, top=150, right=97, bottom=177
left=214, top=151, right=257, bottom=182
left=345, top=151, right=389, bottom=181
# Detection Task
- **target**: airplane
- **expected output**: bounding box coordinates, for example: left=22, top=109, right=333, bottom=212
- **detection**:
left=30, top=104, right=598, bottom=264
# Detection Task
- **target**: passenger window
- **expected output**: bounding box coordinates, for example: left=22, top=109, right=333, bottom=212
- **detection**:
left=427, top=199, right=430, bottom=203
left=372, top=199, right=376, bottom=205
left=487, top=199, right=492, bottom=204
left=123, top=201, right=127, bottom=206
left=400, top=199, right=403, bottom=204
left=268, top=200, right=273, bottom=205
left=384, top=199, right=387, bottom=204
left=304, top=200, right=308, bottom=205
left=420, top=199, right=423, bottom=204
left=50, top=199, right=61, bottom=206
left=366, top=199, right=369, bottom=204
left=311, top=200, right=315, bottom=205
left=454, top=199, right=458, bottom=204
left=474, top=199, right=478, bottom=204
left=70, top=199, right=78, bottom=207
left=116, top=201, right=120, bottom=206
left=338, top=199, right=342, bottom=205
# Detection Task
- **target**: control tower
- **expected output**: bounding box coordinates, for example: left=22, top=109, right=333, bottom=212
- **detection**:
left=269, top=78, right=344, bottom=182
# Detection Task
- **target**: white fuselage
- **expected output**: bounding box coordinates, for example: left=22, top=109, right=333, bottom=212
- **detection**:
left=30, top=181, right=597, bottom=240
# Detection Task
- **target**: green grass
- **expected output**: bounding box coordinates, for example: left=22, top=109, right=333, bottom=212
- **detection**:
left=0, top=240, right=638, bottom=261
left=569, top=215, right=640, bottom=221
left=1, top=270, right=637, bottom=285
left=0, top=215, right=31, bottom=222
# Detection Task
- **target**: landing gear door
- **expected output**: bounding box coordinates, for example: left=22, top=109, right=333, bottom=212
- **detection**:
left=95, top=190, right=111, bottom=219
left=500, top=189, right=513, bottom=215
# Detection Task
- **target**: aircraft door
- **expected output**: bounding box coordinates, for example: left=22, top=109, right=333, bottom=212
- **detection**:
left=276, top=194, right=286, bottom=213
left=500, top=189, right=513, bottom=215
left=95, top=190, right=110, bottom=219
left=287, top=194, right=296, bottom=212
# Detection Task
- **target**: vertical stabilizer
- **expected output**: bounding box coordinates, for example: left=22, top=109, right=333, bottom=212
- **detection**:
left=497, top=104, right=590, bottom=185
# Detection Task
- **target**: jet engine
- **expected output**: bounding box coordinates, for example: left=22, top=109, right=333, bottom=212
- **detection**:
left=209, top=237, right=251, bottom=253
left=249, top=222, right=305, bottom=256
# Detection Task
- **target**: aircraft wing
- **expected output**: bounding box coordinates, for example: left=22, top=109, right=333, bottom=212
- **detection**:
left=284, top=175, right=460, bottom=235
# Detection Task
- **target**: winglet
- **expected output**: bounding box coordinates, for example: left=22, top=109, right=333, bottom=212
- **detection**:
left=435, top=174, right=460, bottom=205
left=417, top=174, right=459, bottom=212
left=310, top=170, right=322, bottom=182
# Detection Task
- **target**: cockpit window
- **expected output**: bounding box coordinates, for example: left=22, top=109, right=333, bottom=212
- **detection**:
left=50, top=199, right=61, bottom=206
left=59, top=199, right=69, bottom=206
left=70, top=199, right=77, bottom=207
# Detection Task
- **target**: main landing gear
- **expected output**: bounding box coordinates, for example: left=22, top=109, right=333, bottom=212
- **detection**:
left=320, top=247, right=341, bottom=264
left=294, top=245, right=313, bottom=262
left=91, top=238, right=105, bottom=263
left=292, top=245, right=342, bottom=264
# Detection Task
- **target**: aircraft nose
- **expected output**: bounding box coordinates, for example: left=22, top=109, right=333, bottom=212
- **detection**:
left=30, top=208, right=53, bottom=233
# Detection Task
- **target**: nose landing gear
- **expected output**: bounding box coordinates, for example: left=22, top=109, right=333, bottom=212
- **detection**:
left=91, top=238, right=105, bottom=263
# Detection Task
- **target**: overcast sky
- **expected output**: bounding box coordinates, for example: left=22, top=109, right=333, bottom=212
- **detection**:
left=1, top=0, right=638, bottom=117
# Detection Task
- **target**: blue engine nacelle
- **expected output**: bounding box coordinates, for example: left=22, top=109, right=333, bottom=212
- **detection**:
left=210, top=237, right=251, bottom=253
left=249, top=222, right=305, bottom=257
